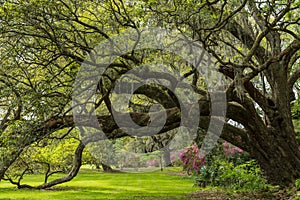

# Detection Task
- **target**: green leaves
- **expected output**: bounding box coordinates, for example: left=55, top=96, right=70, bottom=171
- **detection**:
left=197, top=159, right=267, bottom=191
left=296, top=179, right=300, bottom=189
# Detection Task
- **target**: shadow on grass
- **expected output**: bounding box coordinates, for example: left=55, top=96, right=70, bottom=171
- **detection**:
left=45, top=186, right=109, bottom=191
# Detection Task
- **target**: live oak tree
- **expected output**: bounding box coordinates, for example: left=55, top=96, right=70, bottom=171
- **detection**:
left=146, top=0, right=300, bottom=186
left=0, top=0, right=299, bottom=188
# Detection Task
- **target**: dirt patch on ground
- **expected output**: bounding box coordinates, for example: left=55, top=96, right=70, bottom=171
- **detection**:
left=188, top=190, right=274, bottom=200
left=188, top=188, right=299, bottom=200
left=271, top=188, right=299, bottom=200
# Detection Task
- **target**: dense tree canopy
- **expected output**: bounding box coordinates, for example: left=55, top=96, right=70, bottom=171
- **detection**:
left=0, top=0, right=299, bottom=188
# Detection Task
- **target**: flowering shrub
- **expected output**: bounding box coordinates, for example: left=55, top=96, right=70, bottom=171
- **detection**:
left=147, top=159, right=159, bottom=167
left=222, top=142, right=243, bottom=156
left=177, top=141, right=269, bottom=190
left=179, top=143, right=206, bottom=175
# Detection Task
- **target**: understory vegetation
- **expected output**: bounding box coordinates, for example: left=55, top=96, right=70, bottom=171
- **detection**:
left=180, top=141, right=268, bottom=190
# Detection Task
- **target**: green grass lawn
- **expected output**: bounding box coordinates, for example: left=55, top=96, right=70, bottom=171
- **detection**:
left=0, top=168, right=199, bottom=200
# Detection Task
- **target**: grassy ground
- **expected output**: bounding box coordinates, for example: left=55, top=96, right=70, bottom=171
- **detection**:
left=1, top=167, right=297, bottom=199
left=0, top=168, right=200, bottom=200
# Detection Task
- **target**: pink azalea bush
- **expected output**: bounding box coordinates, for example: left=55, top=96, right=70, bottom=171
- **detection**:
left=179, top=143, right=206, bottom=175
left=222, top=141, right=243, bottom=156
left=179, top=141, right=247, bottom=175
left=147, top=159, right=159, bottom=167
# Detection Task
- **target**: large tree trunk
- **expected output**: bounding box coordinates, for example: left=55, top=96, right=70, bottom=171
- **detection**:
left=247, top=103, right=300, bottom=186
left=220, top=52, right=300, bottom=186
left=251, top=128, right=300, bottom=186
left=257, top=60, right=300, bottom=185
left=225, top=94, right=300, bottom=186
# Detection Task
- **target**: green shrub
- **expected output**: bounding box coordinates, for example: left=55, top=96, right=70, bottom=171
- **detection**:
left=195, top=159, right=267, bottom=191
left=296, top=179, right=300, bottom=189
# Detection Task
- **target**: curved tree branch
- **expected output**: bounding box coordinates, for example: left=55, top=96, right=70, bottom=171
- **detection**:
left=6, top=141, right=85, bottom=190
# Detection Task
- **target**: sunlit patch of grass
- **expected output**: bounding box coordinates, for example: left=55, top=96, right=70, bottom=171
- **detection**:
left=0, top=168, right=198, bottom=199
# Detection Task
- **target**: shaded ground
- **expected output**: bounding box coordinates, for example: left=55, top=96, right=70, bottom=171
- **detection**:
left=167, top=170, right=299, bottom=200
left=188, top=190, right=300, bottom=200
left=187, top=185, right=300, bottom=200
left=189, top=190, right=272, bottom=200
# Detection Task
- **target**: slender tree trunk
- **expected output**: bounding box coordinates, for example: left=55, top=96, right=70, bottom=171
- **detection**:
left=163, top=147, right=173, bottom=167
left=95, top=164, right=101, bottom=171
left=0, top=168, right=6, bottom=181
left=101, top=162, right=113, bottom=172
left=0, top=150, right=23, bottom=181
